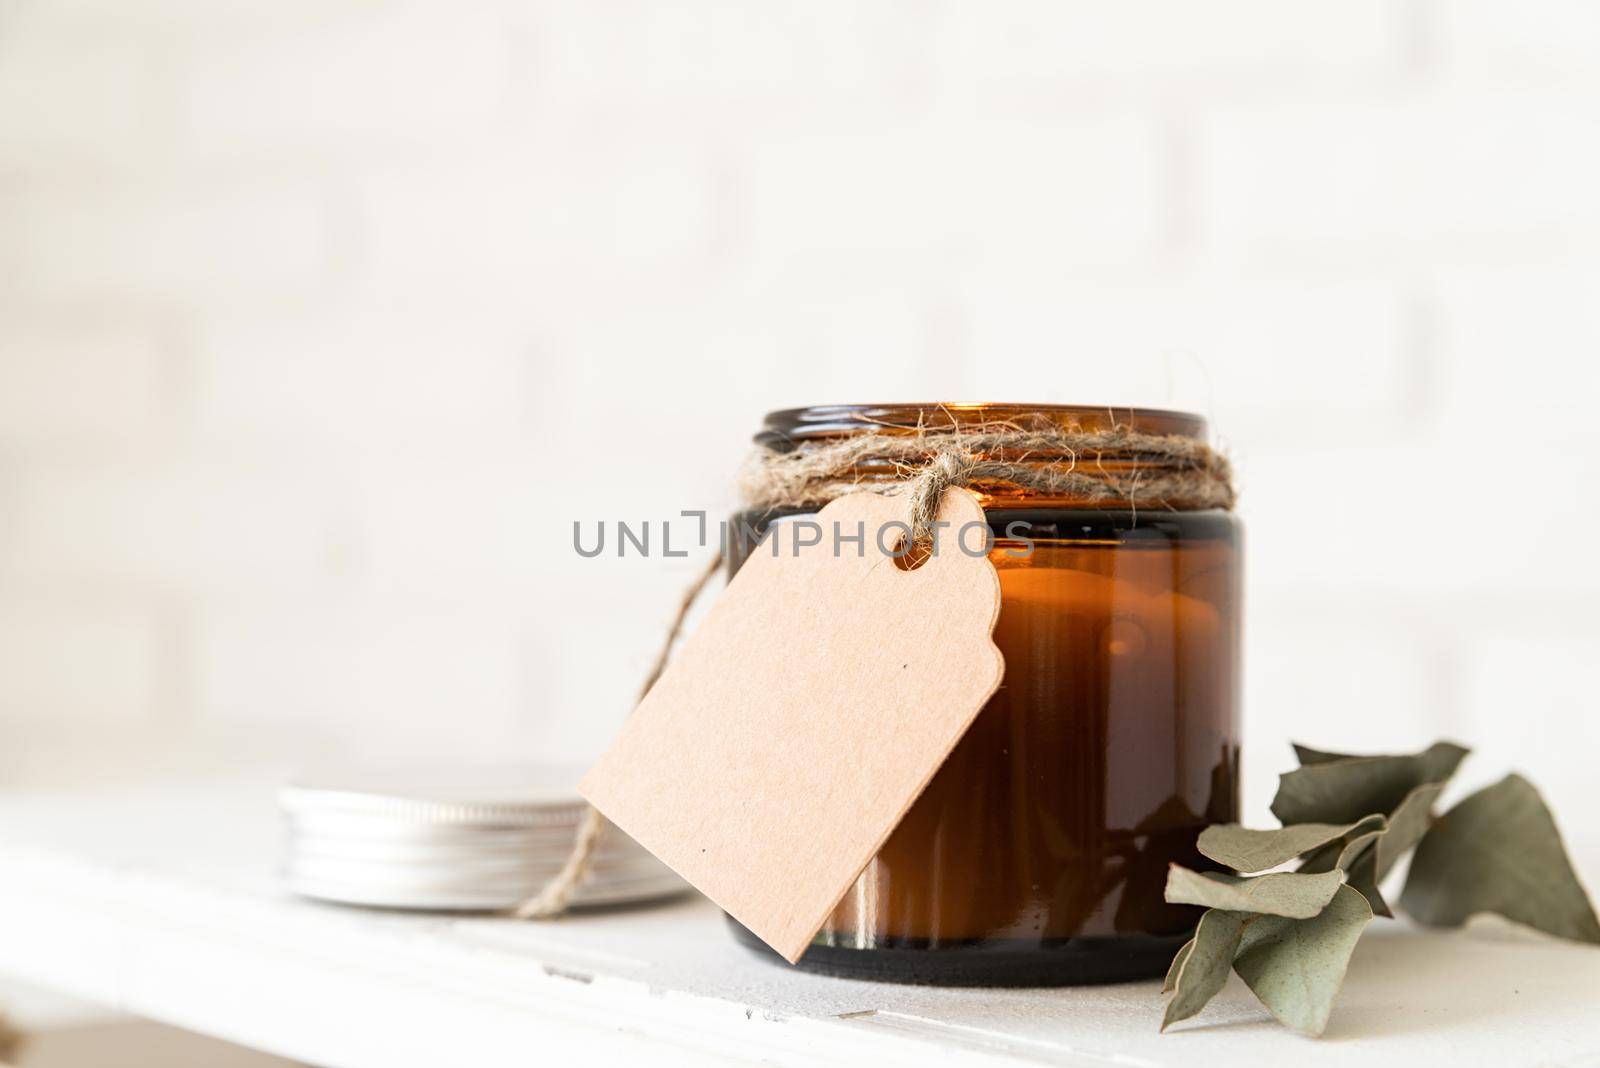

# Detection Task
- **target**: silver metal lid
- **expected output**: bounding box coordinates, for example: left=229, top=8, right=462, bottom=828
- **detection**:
left=282, top=765, right=593, bottom=827
left=279, top=764, right=688, bottom=912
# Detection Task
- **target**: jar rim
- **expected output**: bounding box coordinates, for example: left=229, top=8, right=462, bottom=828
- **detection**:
left=757, top=403, right=1208, bottom=448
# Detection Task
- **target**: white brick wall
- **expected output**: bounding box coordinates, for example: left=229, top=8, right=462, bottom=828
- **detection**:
left=0, top=24, right=156, bottom=168
left=3, top=0, right=1599, bottom=823
left=747, top=117, right=1165, bottom=264
left=181, top=7, right=512, bottom=155
left=1, top=180, right=336, bottom=306
left=0, top=321, right=166, bottom=439
left=1198, top=90, right=1600, bottom=258
left=936, top=0, right=1398, bottom=84
left=0, top=594, right=163, bottom=725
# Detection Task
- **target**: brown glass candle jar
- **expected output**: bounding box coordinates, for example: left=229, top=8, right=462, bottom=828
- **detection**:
left=725, top=404, right=1241, bottom=986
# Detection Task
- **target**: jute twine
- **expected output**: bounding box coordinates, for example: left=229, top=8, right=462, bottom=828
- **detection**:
left=738, top=422, right=1235, bottom=545
left=514, top=421, right=1234, bottom=919
left=512, top=550, right=724, bottom=918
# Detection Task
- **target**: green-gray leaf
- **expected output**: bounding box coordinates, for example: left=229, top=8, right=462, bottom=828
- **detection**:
left=1273, top=756, right=1422, bottom=825
left=1297, top=824, right=1391, bottom=916
left=1198, top=816, right=1385, bottom=874
left=1233, top=884, right=1375, bottom=1037
left=1292, top=738, right=1465, bottom=780
left=1341, top=837, right=1392, bottom=918
left=1292, top=742, right=1351, bottom=766
left=1163, top=938, right=1194, bottom=994
left=1292, top=740, right=1469, bottom=786
left=1417, top=741, right=1471, bottom=784
left=1376, top=780, right=1446, bottom=881
left=1298, top=819, right=1384, bottom=872
left=1162, top=910, right=1248, bottom=1031
left=1166, top=865, right=1343, bottom=919
left=1400, top=774, right=1600, bottom=944
left=1272, top=742, right=1468, bottom=826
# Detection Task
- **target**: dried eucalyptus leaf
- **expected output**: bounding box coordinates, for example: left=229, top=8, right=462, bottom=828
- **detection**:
left=1166, top=865, right=1343, bottom=919
left=1198, top=817, right=1384, bottom=874
left=1336, top=827, right=1385, bottom=872
left=1292, top=743, right=1351, bottom=766
left=1375, top=780, right=1446, bottom=881
left=1341, top=838, right=1392, bottom=918
left=1297, top=816, right=1387, bottom=873
left=1163, top=938, right=1194, bottom=994
left=1233, top=884, right=1375, bottom=1037
left=1401, top=774, right=1600, bottom=944
left=1162, top=910, right=1248, bottom=1031
left=1298, top=842, right=1338, bottom=874
left=1292, top=740, right=1469, bottom=783
left=1417, top=741, right=1471, bottom=784
left=1273, top=753, right=1439, bottom=826
left=1292, top=741, right=1465, bottom=777
left=1294, top=824, right=1391, bottom=916
left=1299, top=826, right=1383, bottom=874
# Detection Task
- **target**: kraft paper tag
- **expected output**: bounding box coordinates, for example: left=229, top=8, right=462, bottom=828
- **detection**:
left=580, top=488, right=1004, bottom=963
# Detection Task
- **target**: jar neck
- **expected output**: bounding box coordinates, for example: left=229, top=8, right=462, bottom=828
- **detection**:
left=758, top=404, right=1207, bottom=449
left=746, top=404, right=1227, bottom=512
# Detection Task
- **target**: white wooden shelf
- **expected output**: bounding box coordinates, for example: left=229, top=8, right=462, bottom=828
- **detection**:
left=2, top=780, right=1599, bottom=1067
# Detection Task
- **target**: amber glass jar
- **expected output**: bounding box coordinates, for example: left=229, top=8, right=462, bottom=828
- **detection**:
left=725, top=404, right=1241, bottom=986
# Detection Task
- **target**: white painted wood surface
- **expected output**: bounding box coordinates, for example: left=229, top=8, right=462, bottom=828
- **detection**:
left=2, top=781, right=1599, bottom=1067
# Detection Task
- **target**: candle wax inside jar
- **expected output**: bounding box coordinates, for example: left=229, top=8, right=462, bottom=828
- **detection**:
left=819, top=528, right=1239, bottom=948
